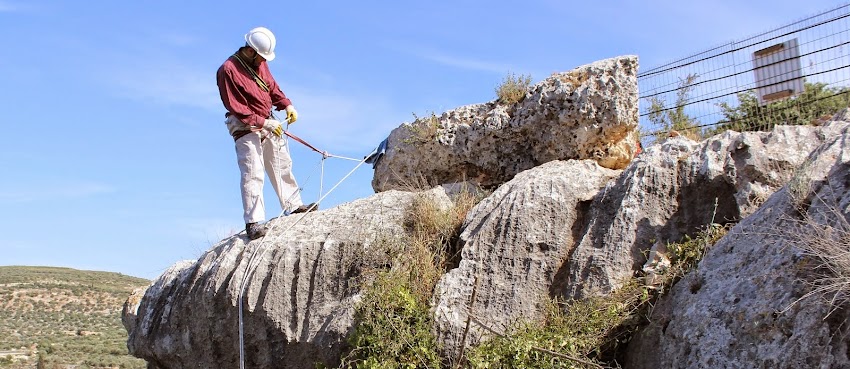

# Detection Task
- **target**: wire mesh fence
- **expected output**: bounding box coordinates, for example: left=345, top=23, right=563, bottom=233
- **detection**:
left=639, top=3, right=850, bottom=142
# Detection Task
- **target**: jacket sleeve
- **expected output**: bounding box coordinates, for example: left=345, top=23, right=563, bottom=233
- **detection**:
left=216, top=64, right=265, bottom=127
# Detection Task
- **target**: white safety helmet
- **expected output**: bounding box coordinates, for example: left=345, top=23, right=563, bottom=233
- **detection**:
left=244, top=26, right=276, bottom=61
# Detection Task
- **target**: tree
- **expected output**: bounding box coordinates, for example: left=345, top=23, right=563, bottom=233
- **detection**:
left=647, top=73, right=702, bottom=141
left=710, top=81, right=850, bottom=134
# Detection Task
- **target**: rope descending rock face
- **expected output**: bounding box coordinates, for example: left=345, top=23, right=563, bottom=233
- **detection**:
left=236, top=134, right=381, bottom=369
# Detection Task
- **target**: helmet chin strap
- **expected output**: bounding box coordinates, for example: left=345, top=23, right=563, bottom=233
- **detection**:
left=251, top=53, right=263, bottom=66
left=239, top=45, right=262, bottom=66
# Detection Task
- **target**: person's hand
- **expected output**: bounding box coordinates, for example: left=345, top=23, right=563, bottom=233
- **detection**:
left=285, top=105, right=298, bottom=124
left=263, top=119, right=283, bottom=137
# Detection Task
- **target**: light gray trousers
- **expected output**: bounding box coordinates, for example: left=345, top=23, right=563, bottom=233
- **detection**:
left=226, top=116, right=303, bottom=223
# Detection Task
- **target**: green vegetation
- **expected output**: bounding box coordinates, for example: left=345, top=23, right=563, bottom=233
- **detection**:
left=342, top=185, right=732, bottom=368
left=404, top=112, right=442, bottom=145
left=665, top=223, right=730, bottom=280
left=645, top=78, right=850, bottom=143
left=647, top=73, right=703, bottom=141
left=0, top=266, right=149, bottom=369
left=467, top=224, right=730, bottom=368
left=495, top=73, right=532, bottom=105
left=711, top=82, right=850, bottom=134
left=343, top=189, right=482, bottom=368
left=466, top=280, right=649, bottom=369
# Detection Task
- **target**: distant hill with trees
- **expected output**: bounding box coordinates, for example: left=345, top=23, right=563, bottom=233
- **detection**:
left=0, top=266, right=149, bottom=369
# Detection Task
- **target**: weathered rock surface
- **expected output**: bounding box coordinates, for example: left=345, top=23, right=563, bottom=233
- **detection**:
left=565, top=124, right=838, bottom=300
left=431, top=122, right=847, bottom=354
left=432, top=160, right=621, bottom=356
left=625, top=121, right=850, bottom=368
left=126, top=111, right=850, bottom=368
left=122, top=188, right=455, bottom=369
left=372, top=55, right=640, bottom=192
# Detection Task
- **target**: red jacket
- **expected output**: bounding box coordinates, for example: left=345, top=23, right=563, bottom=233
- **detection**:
left=216, top=55, right=292, bottom=128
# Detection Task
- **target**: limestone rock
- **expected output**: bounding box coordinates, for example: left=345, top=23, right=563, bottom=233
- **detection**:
left=123, top=188, right=454, bottom=369
left=565, top=123, right=841, bottom=299
left=431, top=123, right=846, bottom=356
left=624, top=121, right=850, bottom=368
left=126, top=111, right=850, bottom=367
left=432, top=160, right=621, bottom=356
left=372, top=55, right=640, bottom=192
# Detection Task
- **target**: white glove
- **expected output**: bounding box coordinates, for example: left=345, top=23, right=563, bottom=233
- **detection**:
left=263, top=119, right=283, bottom=137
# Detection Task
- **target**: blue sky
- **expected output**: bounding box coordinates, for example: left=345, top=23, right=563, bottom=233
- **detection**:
left=0, top=0, right=843, bottom=280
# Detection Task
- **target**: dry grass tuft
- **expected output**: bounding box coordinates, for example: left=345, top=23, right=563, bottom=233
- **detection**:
left=496, top=73, right=532, bottom=105
left=404, top=112, right=441, bottom=145
left=402, top=188, right=483, bottom=296
left=781, top=198, right=850, bottom=315
left=787, top=159, right=814, bottom=211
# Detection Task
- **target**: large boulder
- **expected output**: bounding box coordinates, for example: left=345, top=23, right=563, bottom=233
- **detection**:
left=624, top=120, right=850, bottom=368
left=565, top=123, right=839, bottom=299
left=431, top=122, right=846, bottom=355
left=372, top=55, right=640, bottom=192
left=125, top=108, right=850, bottom=368
left=432, top=160, right=621, bottom=356
left=122, top=188, right=455, bottom=369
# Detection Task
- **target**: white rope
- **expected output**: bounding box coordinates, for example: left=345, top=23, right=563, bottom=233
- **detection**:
left=319, top=157, right=325, bottom=205
left=239, top=129, right=287, bottom=369
left=241, top=116, right=290, bottom=369
left=326, top=153, right=362, bottom=162
left=237, top=137, right=373, bottom=368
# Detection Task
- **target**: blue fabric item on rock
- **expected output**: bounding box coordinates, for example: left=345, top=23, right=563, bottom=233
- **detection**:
left=364, top=138, right=388, bottom=169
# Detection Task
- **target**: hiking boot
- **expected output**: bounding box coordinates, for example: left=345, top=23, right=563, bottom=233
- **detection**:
left=245, top=222, right=267, bottom=240
left=291, top=203, right=318, bottom=214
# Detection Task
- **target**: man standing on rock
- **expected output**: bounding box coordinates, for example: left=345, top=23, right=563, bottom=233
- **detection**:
left=216, top=26, right=316, bottom=240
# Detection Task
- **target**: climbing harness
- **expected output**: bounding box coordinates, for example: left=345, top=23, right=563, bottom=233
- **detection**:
left=236, top=115, right=376, bottom=369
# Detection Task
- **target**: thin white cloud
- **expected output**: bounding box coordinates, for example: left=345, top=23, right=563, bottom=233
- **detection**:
left=102, top=53, right=402, bottom=154
left=69, top=28, right=219, bottom=113
left=0, top=0, right=39, bottom=12
left=390, top=43, right=512, bottom=74
left=0, top=1, right=20, bottom=12
left=281, top=85, right=407, bottom=155
left=106, top=60, right=221, bottom=112
left=0, top=181, right=115, bottom=204
left=424, top=52, right=512, bottom=74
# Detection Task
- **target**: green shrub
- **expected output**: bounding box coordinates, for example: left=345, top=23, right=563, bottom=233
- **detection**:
left=342, top=189, right=483, bottom=368
left=646, top=73, right=703, bottom=141
left=467, top=280, right=651, bottom=369
left=346, top=272, right=443, bottom=369
left=667, top=223, right=729, bottom=274
left=710, top=82, right=850, bottom=134
left=467, top=223, right=730, bottom=368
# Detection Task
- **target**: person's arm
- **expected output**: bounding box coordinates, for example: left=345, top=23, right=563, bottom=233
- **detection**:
left=262, top=63, right=293, bottom=111
left=216, top=63, right=266, bottom=127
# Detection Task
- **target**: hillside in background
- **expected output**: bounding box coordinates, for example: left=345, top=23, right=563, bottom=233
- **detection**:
left=0, top=266, right=149, bottom=369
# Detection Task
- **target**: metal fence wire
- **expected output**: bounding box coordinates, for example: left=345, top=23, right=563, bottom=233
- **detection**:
left=639, top=3, right=850, bottom=141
